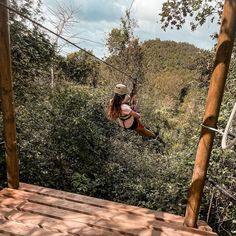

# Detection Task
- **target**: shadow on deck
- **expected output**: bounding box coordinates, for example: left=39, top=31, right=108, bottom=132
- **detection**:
left=0, top=183, right=217, bottom=236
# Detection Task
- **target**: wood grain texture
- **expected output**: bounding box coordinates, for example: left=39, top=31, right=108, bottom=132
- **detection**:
left=0, top=183, right=218, bottom=236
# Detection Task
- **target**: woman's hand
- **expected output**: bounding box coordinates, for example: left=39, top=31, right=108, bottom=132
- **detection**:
left=130, top=95, right=137, bottom=105
left=130, top=95, right=139, bottom=112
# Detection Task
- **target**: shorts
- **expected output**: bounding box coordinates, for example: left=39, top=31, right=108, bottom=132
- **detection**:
left=128, top=118, right=140, bottom=130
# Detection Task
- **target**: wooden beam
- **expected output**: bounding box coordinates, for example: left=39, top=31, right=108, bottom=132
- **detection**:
left=184, top=0, right=236, bottom=228
left=0, top=0, right=19, bottom=188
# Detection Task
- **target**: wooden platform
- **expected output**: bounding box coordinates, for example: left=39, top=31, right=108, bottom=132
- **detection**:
left=0, top=183, right=217, bottom=236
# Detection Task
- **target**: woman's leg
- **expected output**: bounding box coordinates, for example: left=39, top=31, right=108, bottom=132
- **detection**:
left=135, top=123, right=156, bottom=138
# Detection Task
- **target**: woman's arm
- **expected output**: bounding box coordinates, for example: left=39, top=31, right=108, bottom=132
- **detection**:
left=130, top=110, right=140, bottom=119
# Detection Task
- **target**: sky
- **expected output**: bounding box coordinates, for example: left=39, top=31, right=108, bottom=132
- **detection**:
left=41, top=0, right=219, bottom=58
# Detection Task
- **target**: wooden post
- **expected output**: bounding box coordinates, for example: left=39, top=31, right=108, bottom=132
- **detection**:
left=184, top=0, right=236, bottom=228
left=0, top=0, right=19, bottom=188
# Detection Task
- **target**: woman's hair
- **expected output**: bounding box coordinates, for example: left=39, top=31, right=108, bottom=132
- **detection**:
left=107, top=94, right=126, bottom=121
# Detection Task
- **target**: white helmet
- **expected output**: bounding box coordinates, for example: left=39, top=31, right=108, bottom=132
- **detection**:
left=114, top=84, right=129, bottom=95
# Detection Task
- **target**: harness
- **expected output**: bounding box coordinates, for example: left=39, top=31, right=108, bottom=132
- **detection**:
left=119, top=114, right=132, bottom=121
left=119, top=114, right=132, bottom=129
left=118, top=75, right=138, bottom=128
left=119, top=103, right=132, bottom=129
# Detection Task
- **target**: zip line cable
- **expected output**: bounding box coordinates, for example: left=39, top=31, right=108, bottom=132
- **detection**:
left=128, top=0, right=135, bottom=12
left=75, top=37, right=105, bottom=46
left=0, top=2, right=132, bottom=79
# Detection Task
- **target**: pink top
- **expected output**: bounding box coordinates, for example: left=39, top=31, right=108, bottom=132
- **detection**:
left=118, top=104, right=134, bottom=128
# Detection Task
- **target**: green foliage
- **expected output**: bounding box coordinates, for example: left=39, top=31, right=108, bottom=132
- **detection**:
left=17, top=85, right=114, bottom=191
left=1, top=2, right=235, bottom=235
left=59, top=50, right=100, bottom=86
left=106, top=11, right=136, bottom=55
left=0, top=0, right=48, bottom=189
left=157, top=2, right=235, bottom=232
left=10, top=20, right=55, bottom=104
left=139, top=38, right=235, bottom=235
left=6, top=29, right=235, bottom=235
left=10, top=0, right=42, bottom=20
left=142, top=39, right=204, bottom=73
left=106, top=11, right=143, bottom=88
left=204, top=59, right=236, bottom=235
left=160, top=0, right=223, bottom=31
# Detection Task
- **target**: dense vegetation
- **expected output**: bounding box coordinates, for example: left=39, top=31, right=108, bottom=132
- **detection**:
left=0, top=1, right=235, bottom=235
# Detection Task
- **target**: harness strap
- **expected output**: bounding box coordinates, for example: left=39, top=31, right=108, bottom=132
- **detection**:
left=119, top=115, right=131, bottom=129
left=119, top=103, right=133, bottom=129
left=119, top=114, right=132, bottom=120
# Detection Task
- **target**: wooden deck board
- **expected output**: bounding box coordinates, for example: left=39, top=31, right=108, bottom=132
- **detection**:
left=0, top=219, right=71, bottom=236
left=1, top=188, right=215, bottom=235
left=1, top=208, right=124, bottom=236
left=2, top=188, right=159, bottom=223
left=0, top=183, right=218, bottom=236
left=3, top=202, right=216, bottom=236
left=19, top=183, right=184, bottom=223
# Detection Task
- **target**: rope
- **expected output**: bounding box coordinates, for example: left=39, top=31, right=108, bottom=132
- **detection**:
left=0, top=1, right=132, bottom=79
left=222, top=102, right=236, bottom=149
left=206, top=189, right=214, bottom=223
left=207, top=177, right=236, bottom=203
left=201, top=124, right=236, bottom=138
left=201, top=124, right=224, bottom=135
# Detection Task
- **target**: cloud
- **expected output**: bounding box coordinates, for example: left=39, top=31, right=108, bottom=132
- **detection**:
left=66, top=20, right=117, bottom=57
left=41, top=0, right=128, bottom=57
left=73, top=0, right=125, bottom=22
left=133, top=0, right=161, bottom=22
left=135, top=17, right=217, bottom=50
left=132, top=0, right=218, bottom=50
left=41, top=0, right=219, bottom=58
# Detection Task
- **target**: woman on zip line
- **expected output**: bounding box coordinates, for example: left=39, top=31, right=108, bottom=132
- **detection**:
left=107, top=83, right=156, bottom=138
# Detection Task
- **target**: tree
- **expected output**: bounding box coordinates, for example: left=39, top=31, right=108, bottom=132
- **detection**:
left=106, top=11, right=144, bottom=89
left=160, top=0, right=223, bottom=32
left=60, top=50, right=100, bottom=87
left=42, top=2, right=80, bottom=87
left=44, top=1, right=79, bottom=54
left=9, top=0, right=55, bottom=76
left=10, top=20, right=55, bottom=103
left=10, top=0, right=43, bottom=23
left=106, top=11, right=136, bottom=55
left=0, top=0, right=54, bottom=188
left=159, top=1, right=236, bottom=235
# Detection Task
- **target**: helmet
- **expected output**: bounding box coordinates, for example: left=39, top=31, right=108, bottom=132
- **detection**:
left=114, top=84, right=129, bottom=95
